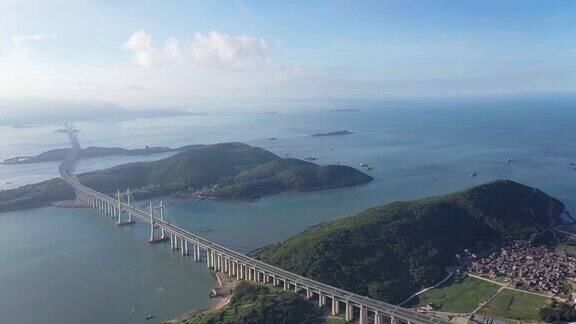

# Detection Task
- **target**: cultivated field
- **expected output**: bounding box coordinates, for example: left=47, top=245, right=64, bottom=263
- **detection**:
left=478, top=289, right=552, bottom=321
left=410, top=276, right=500, bottom=313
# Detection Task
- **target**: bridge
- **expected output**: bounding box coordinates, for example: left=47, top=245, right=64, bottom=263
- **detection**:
left=59, top=129, right=447, bottom=324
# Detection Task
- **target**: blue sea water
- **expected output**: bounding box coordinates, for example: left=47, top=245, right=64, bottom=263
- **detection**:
left=0, top=97, right=575, bottom=323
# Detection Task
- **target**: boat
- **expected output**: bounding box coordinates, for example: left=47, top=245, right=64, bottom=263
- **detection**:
left=470, top=172, right=478, bottom=177
left=366, top=166, right=374, bottom=171
left=145, top=315, right=154, bottom=320
left=305, top=156, right=318, bottom=161
left=507, top=158, right=513, bottom=163
left=360, top=163, right=368, bottom=167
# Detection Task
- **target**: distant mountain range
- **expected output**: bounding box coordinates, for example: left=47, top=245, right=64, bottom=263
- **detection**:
left=0, top=98, right=193, bottom=126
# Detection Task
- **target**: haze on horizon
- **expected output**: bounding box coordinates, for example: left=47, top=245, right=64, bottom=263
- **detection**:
left=1, top=0, right=575, bottom=111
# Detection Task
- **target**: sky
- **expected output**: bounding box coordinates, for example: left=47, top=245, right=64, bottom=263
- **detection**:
left=0, top=0, right=575, bottom=109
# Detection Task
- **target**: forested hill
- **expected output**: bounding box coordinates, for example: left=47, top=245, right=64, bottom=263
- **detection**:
left=257, top=180, right=565, bottom=304
left=181, top=282, right=321, bottom=324
left=0, top=143, right=372, bottom=212
left=1, top=146, right=175, bottom=164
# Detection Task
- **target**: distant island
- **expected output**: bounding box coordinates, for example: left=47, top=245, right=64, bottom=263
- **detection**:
left=328, top=108, right=362, bottom=112
left=0, top=142, right=372, bottom=212
left=310, top=130, right=354, bottom=137
left=1, top=146, right=176, bottom=165
left=0, top=98, right=193, bottom=126
left=254, top=180, right=565, bottom=304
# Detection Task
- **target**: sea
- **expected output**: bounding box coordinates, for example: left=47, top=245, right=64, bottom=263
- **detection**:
left=0, top=96, right=575, bottom=323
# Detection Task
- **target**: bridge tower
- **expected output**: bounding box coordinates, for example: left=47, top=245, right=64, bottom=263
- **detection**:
left=148, top=201, right=168, bottom=243
left=116, top=189, right=135, bottom=226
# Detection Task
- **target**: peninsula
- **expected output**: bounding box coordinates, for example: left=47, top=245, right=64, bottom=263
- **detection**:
left=1, top=146, right=175, bottom=164
left=0, top=142, right=372, bottom=212
left=254, top=180, right=565, bottom=304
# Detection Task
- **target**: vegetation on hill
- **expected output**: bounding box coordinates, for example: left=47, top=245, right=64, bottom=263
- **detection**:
left=0, top=143, right=372, bottom=212
left=181, top=282, right=322, bottom=324
left=0, top=178, right=72, bottom=211
left=1, top=145, right=174, bottom=164
left=257, top=180, right=564, bottom=304
left=538, top=300, right=576, bottom=322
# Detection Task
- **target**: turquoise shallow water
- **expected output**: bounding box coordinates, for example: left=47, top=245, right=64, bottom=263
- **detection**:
left=0, top=100, right=575, bottom=323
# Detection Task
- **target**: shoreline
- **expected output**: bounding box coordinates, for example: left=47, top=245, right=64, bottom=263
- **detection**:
left=163, top=271, right=238, bottom=323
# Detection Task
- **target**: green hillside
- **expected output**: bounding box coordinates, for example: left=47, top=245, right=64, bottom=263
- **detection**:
left=181, top=282, right=322, bottom=324
left=1, top=145, right=174, bottom=164
left=257, top=180, right=564, bottom=304
left=0, top=143, right=372, bottom=212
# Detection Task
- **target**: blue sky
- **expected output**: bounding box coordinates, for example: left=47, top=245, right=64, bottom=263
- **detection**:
left=0, top=0, right=575, bottom=108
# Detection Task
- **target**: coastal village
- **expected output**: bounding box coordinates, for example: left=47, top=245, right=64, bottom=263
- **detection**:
left=466, top=241, right=576, bottom=298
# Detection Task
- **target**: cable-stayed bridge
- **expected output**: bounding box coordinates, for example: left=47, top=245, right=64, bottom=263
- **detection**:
left=59, top=129, right=446, bottom=324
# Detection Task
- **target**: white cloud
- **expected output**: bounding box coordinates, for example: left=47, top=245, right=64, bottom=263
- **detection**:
left=122, top=30, right=272, bottom=70
left=122, top=29, right=156, bottom=68
left=163, top=37, right=182, bottom=60
left=190, top=31, right=270, bottom=69
left=11, top=34, right=57, bottom=56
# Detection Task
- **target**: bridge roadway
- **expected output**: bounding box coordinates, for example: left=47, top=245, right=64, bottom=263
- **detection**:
left=58, top=133, right=446, bottom=324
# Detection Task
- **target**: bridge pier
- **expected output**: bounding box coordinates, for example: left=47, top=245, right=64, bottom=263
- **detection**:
left=181, top=238, right=188, bottom=255
left=345, top=301, right=352, bottom=321
left=332, top=296, right=340, bottom=316
left=359, top=305, right=367, bottom=324
left=319, top=292, right=325, bottom=307
left=374, top=310, right=383, bottom=324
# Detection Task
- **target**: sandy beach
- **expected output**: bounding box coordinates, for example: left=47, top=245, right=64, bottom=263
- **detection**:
left=163, top=270, right=238, bottom=323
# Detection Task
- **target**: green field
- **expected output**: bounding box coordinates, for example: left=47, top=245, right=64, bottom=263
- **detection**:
left=479, top=289, right=553, bottom=321
left=408, top=275, right=500, bottom=313
left=557, top=243, right=576, bottom=257
left=324, top=317, right=346, bottom=324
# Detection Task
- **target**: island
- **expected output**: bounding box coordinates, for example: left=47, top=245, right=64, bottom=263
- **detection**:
left=0, top=142, right=372, bottom=212
left=328, top=108, right=362, bottom=113
left=253, top=180, right=565, bottom=305
left=309, top=130, right=354, bottom=137
left=1, top=146, right=176, bottom=164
